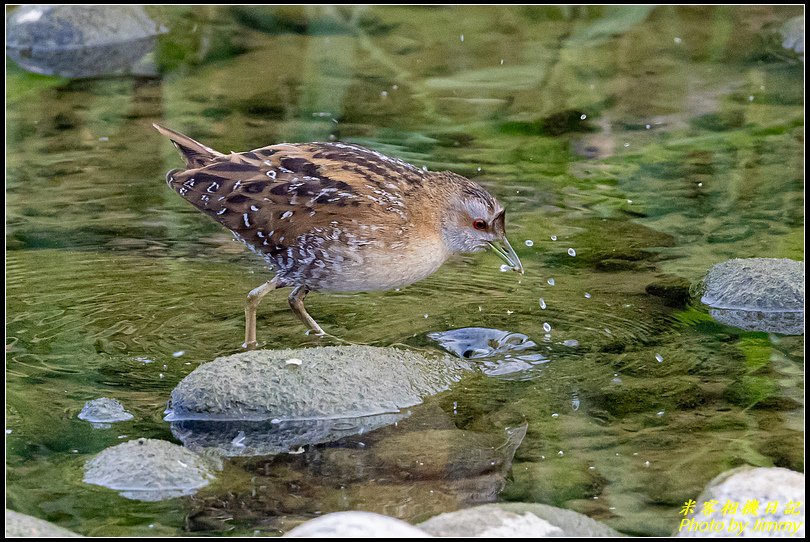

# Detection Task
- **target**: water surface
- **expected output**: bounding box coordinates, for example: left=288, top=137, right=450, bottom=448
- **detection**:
left=6, top=5, right=804, bottom=537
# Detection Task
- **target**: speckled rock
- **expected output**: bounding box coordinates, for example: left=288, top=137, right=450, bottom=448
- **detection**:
left=284, top=511, right=430, bottom=537
left=83, top=438, right=216, bottom=501
left=166, top=346, right=471, bottom=422
left=675, top=467, right=804, bottom=537
left=6, top=5, right=165, bottom=78
left=77, top=397, right=133, bottom=425
left=700, top=258, right=804, bottom=335
left=5, top=509, right=82, bottom=537
left=417, top=503, right=623, bottom=537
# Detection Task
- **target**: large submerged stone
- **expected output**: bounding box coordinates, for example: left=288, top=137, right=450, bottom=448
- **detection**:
left=166, top=346, right=471, bottom=455
left=284, top=511, right=429, bottom=537
left=428, top=327, right=547, bottom=377
left=6, top=5, right=165, bottom=78
left=83, top=438, right=216, bottom=501
left=700, top=258, right=804, bottom=335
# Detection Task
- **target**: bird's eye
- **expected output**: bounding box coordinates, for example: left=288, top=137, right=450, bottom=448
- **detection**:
left=472, top=219, right=487, bottom=231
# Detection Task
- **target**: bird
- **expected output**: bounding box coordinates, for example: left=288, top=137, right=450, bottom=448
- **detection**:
left=154, top=124, right=523, bottom=348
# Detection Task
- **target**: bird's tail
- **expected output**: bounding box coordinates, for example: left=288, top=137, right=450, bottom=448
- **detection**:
left=153, top=123, right=225, bottom=168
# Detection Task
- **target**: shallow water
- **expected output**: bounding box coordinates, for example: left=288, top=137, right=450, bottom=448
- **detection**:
left=5, top=5, right=804, bottom=537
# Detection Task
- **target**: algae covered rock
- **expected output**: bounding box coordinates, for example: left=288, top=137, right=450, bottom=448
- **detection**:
left=83, top=438, right=215, bottom=501
left=700, top=258, right=804, bottom=335
left=6, top=5, right=165, bottom=78
left=166, top=346, right=470, bottom=422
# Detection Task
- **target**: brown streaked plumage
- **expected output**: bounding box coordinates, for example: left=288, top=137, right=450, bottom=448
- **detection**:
left=154, top=124, right=523, bottom=348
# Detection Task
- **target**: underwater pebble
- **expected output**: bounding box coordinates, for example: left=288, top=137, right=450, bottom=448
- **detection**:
left=674, top=36, right=682, bottom=44
left=524, top=240, right=534, bottom=247
left=543, top=323, right=552, bottom=333
left=551, top=413, right=559, bottom=419
left=558, top=450, right=564, bottom=457
left=539, top=298, right=546, bottom=309
left=550, top=235, right=557, bottom=241
left=567, top=248, right=576, bottom=257
left=500, top=264, right=512, bottom=272
left=655, top=353, right=664, bottom=363
left=562, top=339, right=579, bottom=347
left=584, top=292, right=591, bottom=299
left=380, top=90, right=388, bottom=98
left=657, top=410, right=665, bottom=417
left=547, top=278, right=555, bottom=286
left=580, top=114, right=587, bottom=120
left=172, top=351, right=185, bottom=358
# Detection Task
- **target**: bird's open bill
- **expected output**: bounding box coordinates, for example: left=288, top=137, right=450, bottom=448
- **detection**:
left=488, top=238, right=524, bottom=274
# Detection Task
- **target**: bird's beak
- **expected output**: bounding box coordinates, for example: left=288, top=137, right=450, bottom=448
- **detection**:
left=488, top=237, right=524, bottom=274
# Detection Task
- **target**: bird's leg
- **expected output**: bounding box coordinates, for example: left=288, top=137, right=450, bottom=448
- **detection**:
left=288, top=286, right=325, bottom=336
left=244, top=276, right=279, bottom=349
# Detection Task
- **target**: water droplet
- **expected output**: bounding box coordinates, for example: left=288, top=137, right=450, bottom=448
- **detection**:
left=524, top=239, right=534, bottom=247
left=547, top=278, right=555, bottom=286
left=567, top=248, right=576, bottom=257
left=539, top=298, right=547, bottom=309
left=172, top=351, right=185, bottom=358
left=584, top=292, right=591, bottom=299
left=543, top=322, right=552, bottom=332
left=550, top=235, right=557, bottom=241
left=655, top=353, right=664, bottom=363
left=551, top=413, right=559, bottom=418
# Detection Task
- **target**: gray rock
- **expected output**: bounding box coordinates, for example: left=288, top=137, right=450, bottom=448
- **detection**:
left=781, top=16, right=804, bottom=58
left=708, top=308, right=804, bottom=336
left=676, top=467, right=804, bottom=537
left=6, top=5, right=165, bottom=78
left=428, top=327, right=547, bottom=377
left=165, top=346, right=471, bottom=422
left=700, top=258, right=804, bottom=335
left=417, top=503, right=623, bottom=537
left=170, top=412, right=408, bottom=457
left=83, top=438, right=215, bottom=501
left=78, top=397, right=134, bottom=425
left=284, top=511, right=430, bottom=537
left=5, top=509, right=82, bottom=537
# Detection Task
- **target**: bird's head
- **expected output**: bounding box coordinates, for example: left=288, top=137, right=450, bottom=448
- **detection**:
left=439, top=174, right=523, bottom=274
